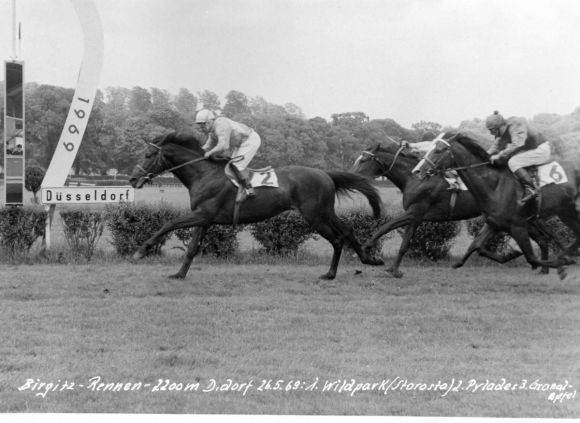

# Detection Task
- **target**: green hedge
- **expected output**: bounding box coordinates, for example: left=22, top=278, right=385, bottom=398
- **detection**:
left=60, top=209, right=105, bottom=261
left=105, top=203, right=181, bottom=256
left=397, top=220, right=462, bottom=261
left=174, top=224, right=242, bottom=258
left=249, top=211, right=314, bottom=255
left=0, top=207, right=46, bottom=261
left=339, top=208, right=394, bottom=256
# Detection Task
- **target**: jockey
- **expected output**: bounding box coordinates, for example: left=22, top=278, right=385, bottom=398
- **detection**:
left=195, top=109, right=262, bottom=197
left=485, top=111, right=551, bottom=205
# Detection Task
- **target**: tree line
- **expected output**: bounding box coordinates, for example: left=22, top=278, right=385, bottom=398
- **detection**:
left=1, top=83, right=580, bottom=175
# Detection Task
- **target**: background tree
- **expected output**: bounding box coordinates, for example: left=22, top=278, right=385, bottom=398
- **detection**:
left=173, top=88, right=198, bottom=125
left=411, top=120, right=443, bottom=140
left=198, top=90, right=221, bottom=111
left=128, top=86, right=151, bottom=116
left=25, top=84, right=73, bottom=169
left=223, top=90, right=251, bottom=118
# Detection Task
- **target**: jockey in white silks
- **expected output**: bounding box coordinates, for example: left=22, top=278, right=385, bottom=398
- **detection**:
left=195, top=109, right=262, bottom=197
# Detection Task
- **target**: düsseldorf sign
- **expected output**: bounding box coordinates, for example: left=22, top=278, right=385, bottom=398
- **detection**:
left=41, top=186, right=134, bottom=204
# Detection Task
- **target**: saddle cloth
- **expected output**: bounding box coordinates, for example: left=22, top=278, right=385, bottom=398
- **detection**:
left=224, top=162, right=279, bottom=188
left=529, top=161, right=568, bottom=187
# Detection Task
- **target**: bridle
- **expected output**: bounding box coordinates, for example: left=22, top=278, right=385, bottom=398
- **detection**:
left=135, top=142, right=207, bottom=183
left=422, top=138, right=490, bottom=177
left=359, top=136, right=410, bottom=175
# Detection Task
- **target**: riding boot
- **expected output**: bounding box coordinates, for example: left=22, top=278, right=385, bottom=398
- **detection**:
left=239, top=175, right=255, bottom=198
left=514, top=168, right=537, bottom=206
left=232, top=165, right=255, bottom=198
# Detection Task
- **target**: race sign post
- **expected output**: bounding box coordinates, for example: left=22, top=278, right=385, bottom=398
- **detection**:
left=40, top=0, right=133, bottom=248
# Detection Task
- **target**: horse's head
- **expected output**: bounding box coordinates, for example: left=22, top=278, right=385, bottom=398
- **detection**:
left=413, top=137, right=456, bottom=181
left=351, top=139, right=414, bottom=177
left=129, top=135, right=169, bottom=189
left=129, top=132, right=207, bottom=188
left=350, top=144, right=383, bottom=176
left=414, top=132, right=490, bottom=180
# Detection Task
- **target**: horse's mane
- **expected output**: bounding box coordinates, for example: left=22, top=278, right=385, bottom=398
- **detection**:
left=154, top=131, right=206, bottom=155
left=374, top=142, right=421, bottom=160
left=454, top=134, right=491, bottom=161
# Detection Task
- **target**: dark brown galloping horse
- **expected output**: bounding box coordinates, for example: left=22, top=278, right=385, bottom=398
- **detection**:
left=415, top=133, right=580, bottom=279
left=351, top=136, right=555, bottom=277
left=129, top=132, right=384, bottom=280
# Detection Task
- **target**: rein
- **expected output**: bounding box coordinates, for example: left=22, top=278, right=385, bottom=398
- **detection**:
left=447, top=161, right=491, bottom=171
left=137, top=142, right=207, bottom=182
left=426, top=138, right=490, bottom=174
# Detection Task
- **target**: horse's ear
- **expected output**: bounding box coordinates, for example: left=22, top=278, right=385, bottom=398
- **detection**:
left=159, top=131, right=177, bottom=146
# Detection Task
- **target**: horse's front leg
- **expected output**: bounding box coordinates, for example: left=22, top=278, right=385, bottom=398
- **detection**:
left=387, top=222, right=419, bottom=278
left=169, top=226, right=208, bottom=279
left=132, top=213, right=209, bottom=260
left=453, top=222, right=497, bottom=268
left=363, top=211, right=418, bottom=256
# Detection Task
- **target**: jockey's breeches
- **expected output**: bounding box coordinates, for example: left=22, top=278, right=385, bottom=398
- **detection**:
left=508, top=142, right=551, bottom=172
left=231, top=131, right=261, bottom=171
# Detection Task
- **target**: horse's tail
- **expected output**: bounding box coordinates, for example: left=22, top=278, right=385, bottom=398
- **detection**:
left=326, top=171, right=383, bottom=218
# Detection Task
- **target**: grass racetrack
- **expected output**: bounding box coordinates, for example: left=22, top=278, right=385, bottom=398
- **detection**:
left=1, top=186, right=579, bottom=416
left=1, top=259, right=579, bottom=416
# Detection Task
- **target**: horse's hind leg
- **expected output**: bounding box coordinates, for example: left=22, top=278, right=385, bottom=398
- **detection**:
left=170, top=227, right=208, bottom=279
left=556, top=207, right=580, bottom=260
left=327, top=214, right=384, bottom=267
left=453, top=222, right=498, bottom=268
left=509, top=224, right=567, bottom=280
left=310, top=217, right=344, bottom=280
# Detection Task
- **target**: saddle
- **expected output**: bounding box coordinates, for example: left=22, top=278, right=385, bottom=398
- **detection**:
left=224, top=158, right=279, bottom=226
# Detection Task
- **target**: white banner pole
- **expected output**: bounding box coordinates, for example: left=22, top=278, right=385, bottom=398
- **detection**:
left=41, top=0, right=104, bottom=249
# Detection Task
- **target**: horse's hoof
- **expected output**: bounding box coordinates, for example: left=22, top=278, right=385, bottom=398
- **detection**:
left=563, top=257, right=576, bottom=265
left=386, top=268, right=403, bottom=278
left=168, top=273, right=186, bottom=280
left=451, top=261, right=463, bottom=269
left=538, top=268, right=549, bottom=275
left=319, top=273, right=336, bottom=280
left=557, top=266, right=567, bottom=281
left=362, top=243, right=375, bottom=254
left=132, top=249, right=146, bottom=260
left=364, top=257, right=384, bottom=266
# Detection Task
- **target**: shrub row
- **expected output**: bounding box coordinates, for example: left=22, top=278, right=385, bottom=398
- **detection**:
left=1, top=203, right=482, bottom=263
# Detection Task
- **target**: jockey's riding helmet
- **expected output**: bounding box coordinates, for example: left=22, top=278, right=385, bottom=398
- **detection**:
left=196, top=109, right=216, bottom=124
left=485, top=110, right=506, bottom=130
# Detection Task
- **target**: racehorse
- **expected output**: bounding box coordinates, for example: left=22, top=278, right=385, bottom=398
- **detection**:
left=129, top=131, right=384, bottom=280
left=351, top=136, right=554, bottom=277
left=415, top=133, right=580, bottom=279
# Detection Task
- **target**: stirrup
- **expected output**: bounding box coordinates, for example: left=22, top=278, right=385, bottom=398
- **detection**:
left=518, top=189, right=537, bottom=206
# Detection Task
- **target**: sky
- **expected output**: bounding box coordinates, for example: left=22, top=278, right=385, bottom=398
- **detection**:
left=0, top=0, right=580, bottom=128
